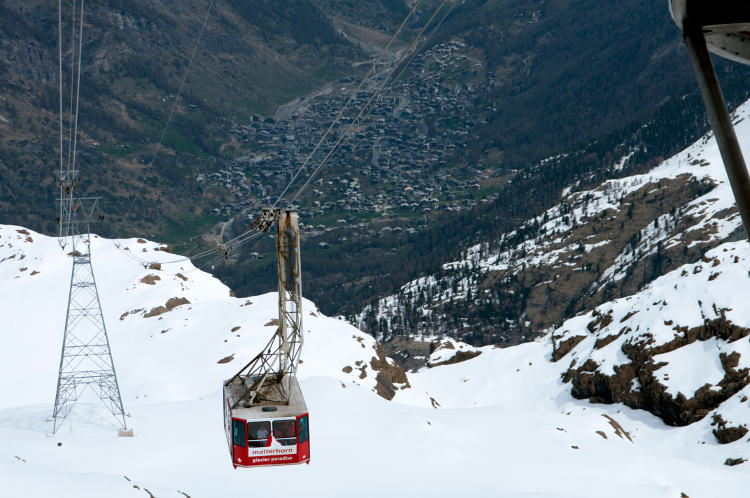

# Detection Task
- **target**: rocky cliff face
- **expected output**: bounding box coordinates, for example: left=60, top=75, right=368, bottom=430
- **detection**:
left=552, top=241, right=750, bottom=440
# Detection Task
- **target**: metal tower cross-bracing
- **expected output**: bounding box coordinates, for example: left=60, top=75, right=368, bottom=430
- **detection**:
left=52, top=171, right=127, bottom=434
left=225, top=209, right=304, bottom=408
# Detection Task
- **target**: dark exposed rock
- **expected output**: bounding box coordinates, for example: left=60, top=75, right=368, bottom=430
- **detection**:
left=602, top=414, right=632, bottom=442
left=587, top=309, right=614, bottom=333
left=552, top=334, right=586, bottom=362
left=144, top=297, right=191, bottom=318
left=712, top=414, right=749, bottom=444
left=382, top=337, right=432, bottom=372
left=563, top=317, right=750, bottom=427
left=429, top=350, right=482, bottom=368
left=724, top=458, right=747, bottom=466
left=370, top=345, right=410, bottom=400
left=594, top=327, right=628, bottom=350
left=430, top=340, right=455, bottom=354
left=217, top=354, right=234, bottom=364
left=140, top=274, right=161, bottom=285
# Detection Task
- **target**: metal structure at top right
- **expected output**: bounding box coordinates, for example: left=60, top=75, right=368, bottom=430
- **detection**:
left=670, top=1, right=750, bottom=240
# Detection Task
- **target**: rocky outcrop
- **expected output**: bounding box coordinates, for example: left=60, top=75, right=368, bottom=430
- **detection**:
left=712, top=414, right=748, bottom=444
left=426, top=339, right=482, bottom=367
left=561, top=317, right=750, bottom=427
left=144, top=297, right=191, bottom=318
left=552, top=334, right=586, bottom=362
left=428, top=350, right=482, bottom=367
left=370, top=345, right=410, bottom=400
left=140, top=274, right=161, bottom=285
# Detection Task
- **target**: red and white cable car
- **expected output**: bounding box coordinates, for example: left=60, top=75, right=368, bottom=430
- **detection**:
left=224, top=376, right=309, bottom=467
left=223, top=209, right=310, bottom=468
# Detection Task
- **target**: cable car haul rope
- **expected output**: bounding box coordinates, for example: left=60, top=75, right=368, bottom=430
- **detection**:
left=111, top=0, right=455, bottom=270
left=216, top=1, right=456, bottom=466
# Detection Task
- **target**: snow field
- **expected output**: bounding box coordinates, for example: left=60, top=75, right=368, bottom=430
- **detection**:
left=2, top=226, right=750, bottom=496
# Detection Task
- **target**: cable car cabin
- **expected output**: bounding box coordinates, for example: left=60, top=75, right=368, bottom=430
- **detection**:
left=223, top=375, right=310, bottom=468
left=223, top=209, right=308, bottom=468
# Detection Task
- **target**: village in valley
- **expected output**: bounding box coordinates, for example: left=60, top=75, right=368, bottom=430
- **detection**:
left=201, top=42, right=508, bottom=242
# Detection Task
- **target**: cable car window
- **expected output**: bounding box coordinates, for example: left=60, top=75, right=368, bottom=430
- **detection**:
left=232, top=420, right=247, bottom=447
left=297, top=415, right=309, bottom=444
left=247, top=421, right=271, bottom=448
left=273, top=420, right=297, bottom=446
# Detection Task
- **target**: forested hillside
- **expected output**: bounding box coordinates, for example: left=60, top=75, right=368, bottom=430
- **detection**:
left=357, top=99, right=750, bottom=354
left=0, top=0, right=360, bottom=237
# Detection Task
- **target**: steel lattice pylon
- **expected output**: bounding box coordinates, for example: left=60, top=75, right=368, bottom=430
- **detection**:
left=52, top=173, right=126, bottom=433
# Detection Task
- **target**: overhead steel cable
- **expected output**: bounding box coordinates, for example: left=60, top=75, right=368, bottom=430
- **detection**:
left=117, top=0, right=215, bottom=230
left=114, top=0, right=455, bottom=267
left=58, top=0, right=64, bottom=230
left=110, top=0, right=216, bottom=265
left=219, top=1, right=452, bottom=255
left=270, top=0, right=424, bottom=210
left=51, top=0, right=218, bottom=268
left=287, top=0, right=453, bottom=206
left=112, top=238, right=216, bottom=275
left=65, top=0, right=78, bottom=175
left=70, top=0, right=86, bottom=177
left=57, top=0, right=86, bottom=242
left=57, top=0, right=63, bottom=178
left=191, top=1, right=428, bottom=259
left=390, top=0, right=458, bottom=85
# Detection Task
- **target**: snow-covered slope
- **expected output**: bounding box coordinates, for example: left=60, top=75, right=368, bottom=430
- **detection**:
left=0, top=226, right=401, bottom=408
left=360, top=100, right=750, bottom=344
left=2, top=225, right=750, bottom=497
left=553, top=241, right=750, bottom=430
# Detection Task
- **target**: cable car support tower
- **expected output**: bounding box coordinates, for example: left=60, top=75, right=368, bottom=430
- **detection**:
left=53, top=176, right=127, bottom=434
left=52, top=0, right=126, bottom=434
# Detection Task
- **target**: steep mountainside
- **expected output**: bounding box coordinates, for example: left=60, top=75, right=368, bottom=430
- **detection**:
left=3, top=0, right=750, bottom=326
left=0, top=0, right=360, bottom=237
left=553, top=241, right=750, bottom=430
left=429, top=0, right=750, bottom=169
left=359, top=99, right=750, bottom=348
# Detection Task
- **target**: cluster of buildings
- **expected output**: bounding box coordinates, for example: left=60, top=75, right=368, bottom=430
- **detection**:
left=203, top=41, right=502, bottom=232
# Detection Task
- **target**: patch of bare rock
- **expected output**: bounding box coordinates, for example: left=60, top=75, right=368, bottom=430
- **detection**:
left=370, top=344, right=410, bottom=400
left=144, top=297, right=191, bottom=318
left=556, top=316, right=750, bottom=428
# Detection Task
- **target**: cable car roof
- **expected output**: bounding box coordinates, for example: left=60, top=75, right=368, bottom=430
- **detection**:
left=226, top=375, right=308, bottom=420
left=670, top=0, right=750, bottom=65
